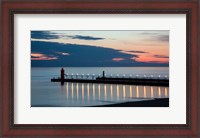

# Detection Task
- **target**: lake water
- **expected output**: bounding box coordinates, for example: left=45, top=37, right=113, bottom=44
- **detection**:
left=31, top=67, right=169, bottom=107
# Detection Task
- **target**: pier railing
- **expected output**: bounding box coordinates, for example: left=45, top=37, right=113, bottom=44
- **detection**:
left=55, top=73, right=169, bottom=80
left=51, top=69, right=169, bottom=86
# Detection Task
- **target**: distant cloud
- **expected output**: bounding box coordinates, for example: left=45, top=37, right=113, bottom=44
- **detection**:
left=154, top=55, right=169, bottom=58
left=31, top=31, right=105, bottom=41
left=130, top=56, right=139, bottom=61
left=139, top=32, right=169, bottom=42
left=31, top=31, right=59, bottom=40
left=112, top=58, right=125, bottom=62
left=31, top=53, right=58, bottom=60
left=145, top=34, right=169, bottom=42
left=126, top=50, right=148, bottom=53
left=140, top=32, right=159, bottom=35
left=156, top=35, right=169, bottom=42
left=67, top=35, right=105, bottom=40
left=55, top=52, right=70, bottom=56
left=146, top=61, right=169, bottom=64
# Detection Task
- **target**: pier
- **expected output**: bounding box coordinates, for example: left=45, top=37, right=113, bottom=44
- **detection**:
left=51, top=68, right=169, bottom=86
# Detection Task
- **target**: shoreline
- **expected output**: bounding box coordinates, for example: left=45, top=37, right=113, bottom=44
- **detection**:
left=91, top=98, right=169, bottom=107
left=32, top=98, right=169, bottom=107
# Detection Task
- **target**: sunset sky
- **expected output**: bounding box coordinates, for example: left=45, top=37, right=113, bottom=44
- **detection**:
left=31, top=31, right=169, bottom=67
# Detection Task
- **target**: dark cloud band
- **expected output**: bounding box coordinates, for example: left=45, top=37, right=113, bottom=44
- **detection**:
left=31, top=31, right=59, bottom=39
left=154, top=55, right=169, bottom=58
left=127, top=50, right=148, bottom=53
left=67, top=35, right=105, bottom=40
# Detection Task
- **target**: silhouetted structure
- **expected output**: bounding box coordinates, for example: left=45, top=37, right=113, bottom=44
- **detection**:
left=61, top=68, right=65, bottom=85
left=52, top=69, right=169, bottom=86
left=103, top=71, right=105, bottom=78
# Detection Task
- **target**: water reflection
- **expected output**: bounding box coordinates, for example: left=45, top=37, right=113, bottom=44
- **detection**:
left=151, top=86, right=154, bottom=98
left=110, top=84, right=113, bottom=100
left=144, top=86, right=147, bottom=98
left=82, top=83, right=84, bottom=100
left=129, top=86, right=132, bottom=98
left=93, top=84, right=95, bottom=100
left=104, top=84, right=107, bottom=100
left=136, top=86, right=139, bottom=98
left=64, top=83, right=169, bottom=106
left=123, top=85, right=126, bottom=99
left=165, top=87, right=168, bottom=97
left=158, top=87, right=161, bottom=97
left=66, top=83, right=68, bottom=99
left=98, top=84, right=100, bottom=100
left=87, top=84, right=90, bottom=100
left=117, top=85, right=119, bottom=100
left=71, top=83, right=74, bottom=99
left=76, top=83, right=79, bottom=99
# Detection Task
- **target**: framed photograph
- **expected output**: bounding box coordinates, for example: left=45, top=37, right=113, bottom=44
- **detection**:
left=1, top=0, right=199, bottom=137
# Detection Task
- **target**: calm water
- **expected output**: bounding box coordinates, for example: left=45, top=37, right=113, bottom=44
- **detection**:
left=31, top=67, right=169, bottom=107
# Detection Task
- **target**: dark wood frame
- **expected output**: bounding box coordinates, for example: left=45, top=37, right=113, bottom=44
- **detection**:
left=1, top=0, right=199, bottom=137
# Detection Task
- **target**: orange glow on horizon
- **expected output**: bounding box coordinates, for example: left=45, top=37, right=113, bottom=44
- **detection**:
left=131, top=54, right=169, bottom=63
left=120, top=50, right=169, bottom=64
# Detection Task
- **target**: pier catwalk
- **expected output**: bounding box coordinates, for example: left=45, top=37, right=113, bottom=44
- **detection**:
left=51, top=68, right=169, bottom=86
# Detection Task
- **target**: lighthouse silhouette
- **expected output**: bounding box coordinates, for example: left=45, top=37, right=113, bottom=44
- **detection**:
left=61, top=68, right=65, bottom=85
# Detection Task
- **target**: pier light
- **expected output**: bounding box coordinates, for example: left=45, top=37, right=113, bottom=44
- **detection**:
left=117, top=74, right=119, bottom=77
left=158, top=75, right=161, bottom=78
left=151, top=75, right=153, bottom=78
left=144, top=75, right=146, bottom=78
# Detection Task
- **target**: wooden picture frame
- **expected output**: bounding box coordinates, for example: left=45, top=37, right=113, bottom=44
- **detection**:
left=1, top=0, right=199, bottom=137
